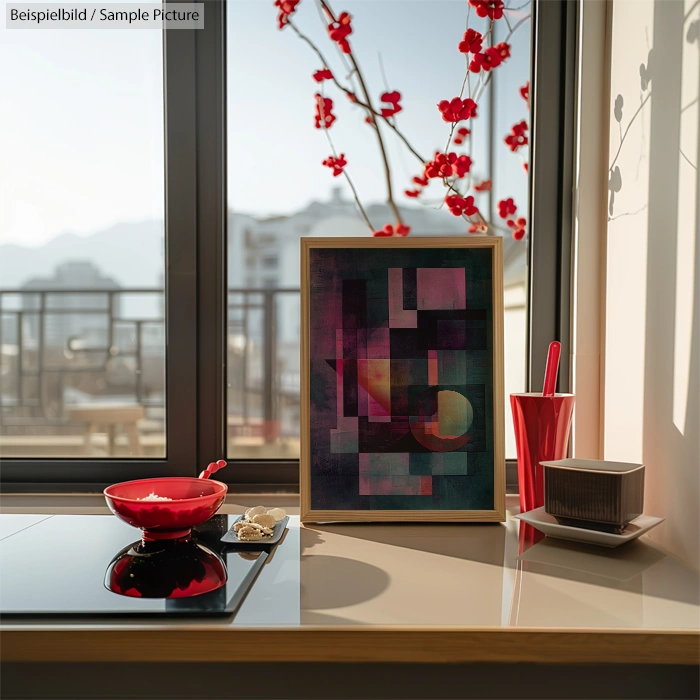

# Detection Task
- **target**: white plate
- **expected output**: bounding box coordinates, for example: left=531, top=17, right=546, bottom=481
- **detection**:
left=515, top=507, right=664, bottom=548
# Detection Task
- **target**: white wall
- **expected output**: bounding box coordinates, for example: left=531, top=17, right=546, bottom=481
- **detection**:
left=572, top=0, right=608, bottom=460
left=603, top=0, right=699, bottom=568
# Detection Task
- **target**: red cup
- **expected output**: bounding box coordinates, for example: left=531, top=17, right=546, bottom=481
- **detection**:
left=510, top=393, right=575, bottom=513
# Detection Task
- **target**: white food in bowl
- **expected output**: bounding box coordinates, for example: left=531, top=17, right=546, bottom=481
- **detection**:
left=137, top=493, right=173, bottom=501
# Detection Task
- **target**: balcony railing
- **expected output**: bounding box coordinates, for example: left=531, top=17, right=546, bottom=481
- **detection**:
left=0, top=287, right=300, bottom=458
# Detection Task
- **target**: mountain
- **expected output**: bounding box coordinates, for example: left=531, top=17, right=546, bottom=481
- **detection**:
left=0, top=220, right=165, bottom=289
left=0, top=202, right=527, bottom=291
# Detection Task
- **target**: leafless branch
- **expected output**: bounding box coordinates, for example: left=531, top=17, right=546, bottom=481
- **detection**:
left=317, top=91, right=374, bottom=231
left=318, top=0, right=403, bottom=225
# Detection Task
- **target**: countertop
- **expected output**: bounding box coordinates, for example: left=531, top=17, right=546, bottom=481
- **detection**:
left=1, top=496, right=698, bottom=665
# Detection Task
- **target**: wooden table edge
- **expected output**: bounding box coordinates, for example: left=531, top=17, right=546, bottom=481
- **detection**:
left=2, top=627, right=698, bottom=665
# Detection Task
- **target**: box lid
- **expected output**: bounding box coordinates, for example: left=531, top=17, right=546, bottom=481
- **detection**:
left=540, top=458, right=644, bottom=474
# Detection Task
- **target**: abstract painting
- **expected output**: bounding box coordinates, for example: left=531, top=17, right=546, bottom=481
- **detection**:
left=300, top=238, right=505, bottom=522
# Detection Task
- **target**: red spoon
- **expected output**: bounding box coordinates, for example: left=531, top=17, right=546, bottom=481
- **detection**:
left=199, top=460, right=227, bottom=480
left=542, top=341, right=561, bottom=397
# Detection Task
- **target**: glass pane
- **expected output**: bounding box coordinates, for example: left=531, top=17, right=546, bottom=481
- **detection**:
left=0, top=14, right=165, bottom=458
left=226, top=0, right=531, bottom=460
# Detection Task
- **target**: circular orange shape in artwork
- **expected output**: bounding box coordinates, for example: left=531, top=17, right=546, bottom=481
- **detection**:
left=409, top=389, right=474, bottom=452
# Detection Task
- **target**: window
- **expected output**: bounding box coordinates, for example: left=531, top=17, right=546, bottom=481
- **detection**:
left=226, top=0, right=533, bottom=461
left=1, top=0, right=575, bottom=489
left=0, top=16, right=166, bottom=459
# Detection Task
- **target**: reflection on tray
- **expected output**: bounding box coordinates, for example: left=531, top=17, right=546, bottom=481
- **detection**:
left=105, top=535, right=228, bottom=599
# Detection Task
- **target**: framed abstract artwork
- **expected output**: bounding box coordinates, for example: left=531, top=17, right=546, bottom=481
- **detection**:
left=300, top=237, right=505, bottom=522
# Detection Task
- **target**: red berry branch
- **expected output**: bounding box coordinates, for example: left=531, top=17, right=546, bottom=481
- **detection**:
left=276, top=0, right=531, bottom=240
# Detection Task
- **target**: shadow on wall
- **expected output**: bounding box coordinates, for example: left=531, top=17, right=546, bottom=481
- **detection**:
left=607, top=0, right=699, bottom=568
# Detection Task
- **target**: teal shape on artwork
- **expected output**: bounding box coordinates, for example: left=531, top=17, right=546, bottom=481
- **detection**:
left=365, top=277, right=389, bottom=328
left=369, top=452, right=410, bottom=475
left=409, top=452, right=445, bottom=475
left=438, top=350, right=467, bottom=385
left=443, top=452, right=468, bottom=475
left=330, top=430, right=358, bottom=453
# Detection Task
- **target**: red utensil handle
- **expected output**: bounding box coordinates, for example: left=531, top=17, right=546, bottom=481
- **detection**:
left=542, top=341, right=561, bottom=397
left=199, top=460, right=227, bottom=480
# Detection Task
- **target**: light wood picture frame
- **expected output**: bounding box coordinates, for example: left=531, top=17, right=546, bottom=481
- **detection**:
left=300, top=237, right=505, bottom=522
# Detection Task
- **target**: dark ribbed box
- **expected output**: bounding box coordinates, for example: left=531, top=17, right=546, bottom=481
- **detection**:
left=542, top=459, right=645, bottom=534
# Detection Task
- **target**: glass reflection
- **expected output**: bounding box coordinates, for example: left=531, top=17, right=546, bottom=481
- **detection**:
left=105, top=535, right=227, bottom=599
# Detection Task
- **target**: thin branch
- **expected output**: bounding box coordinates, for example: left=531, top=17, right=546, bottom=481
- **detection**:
left=506, top=1, right=532, bottom=12
left=287, top=15, right=427, bottom=168
left=340, top=173, right=374, bottom=229
left=681, top=97, right=698, bottom=113
left=459, top=62, right=470, bottom=99
left=680, top=148, right=698, bottom=170
left=685, top=0, right=699, bottom=21
left=482, top=19, right=495, bottom=43
left=445, top=123, right=458, bottom=153
left=348, top=58, right=401, bottom=222
left=318, top=94, right=374, bottom=231
left=318, top=0, right=403, bottom=225
left=474, top=15, right=531, bottom=104
left=287, top=2, right=530, bottom=235
left=313, top=0, right=354, bottom=79
left=474, top=71, right=493, bottom=105
left=288, top=19, right=340, bottom=88
left=384, top=123, right=426, bottom=164
left=610, top=91, right=652, bottom=171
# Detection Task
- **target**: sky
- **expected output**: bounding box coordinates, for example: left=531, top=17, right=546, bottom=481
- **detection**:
left=1, top=0, right=531, bottom=247
left=0, top=0, right=164, bottom=246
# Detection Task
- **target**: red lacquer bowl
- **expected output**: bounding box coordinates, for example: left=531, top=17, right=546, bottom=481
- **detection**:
left=104, top=477, right=228, bottom=540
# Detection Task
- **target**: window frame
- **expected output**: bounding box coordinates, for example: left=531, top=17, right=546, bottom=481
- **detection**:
left=528, top=0, right=577, bottom=395
left=0, top=1, right=207, bottom=489
left=0, top=0, right=578, bottom=492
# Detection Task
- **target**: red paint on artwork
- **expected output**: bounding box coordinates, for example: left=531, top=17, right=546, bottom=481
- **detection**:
left=428, top=350, right=438, bottom=386
left=417, top=268, right=466, bottom=310
left=367, top=327, right=390, bottom=359
left=388, top=268, right=418, bottom=328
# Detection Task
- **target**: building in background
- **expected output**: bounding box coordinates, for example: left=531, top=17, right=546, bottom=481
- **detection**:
left=20, top=261, right=121, bottom=349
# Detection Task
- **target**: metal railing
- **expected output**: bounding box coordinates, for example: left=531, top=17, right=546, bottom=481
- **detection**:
left=0, top=287, right=301, bottom=441
left=0, top=288, right=164, bottom=418
left=227, top=287, right=300, bottom=439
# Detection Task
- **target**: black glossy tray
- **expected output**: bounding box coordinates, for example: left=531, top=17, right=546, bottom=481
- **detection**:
left=221, top=516, right=289, bottom=548
left=0, top=514, right=269, bottom=619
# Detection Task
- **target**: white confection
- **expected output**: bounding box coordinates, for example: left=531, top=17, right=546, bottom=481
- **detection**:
left=251, top=513, right=276, bottom=529
left=245, top=505, right=267, bottom=520
left=266, top=507, right=287, bottom=522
